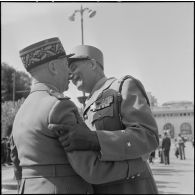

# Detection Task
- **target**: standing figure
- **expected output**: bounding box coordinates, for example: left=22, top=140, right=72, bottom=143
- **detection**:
left=162, top=132, right=171, bottom=165
left=178, top=134, right=186, bottom=160
left=5, top=137, right=12, bottom=165
left=158, top=134, right=164, bottom=163
left=53, top=45, right=159, bottom=194
left=174, top=138, right=179, bottom=158
left=149, top=151, right=155, bottom=163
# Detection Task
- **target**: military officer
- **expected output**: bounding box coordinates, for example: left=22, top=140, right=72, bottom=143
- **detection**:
left=51, top=45, right=159, bottom=194
left=11, top=38, right=149, bottom=194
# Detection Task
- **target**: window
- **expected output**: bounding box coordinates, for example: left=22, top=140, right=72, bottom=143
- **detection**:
left=180, top=122, right=192, bottom=135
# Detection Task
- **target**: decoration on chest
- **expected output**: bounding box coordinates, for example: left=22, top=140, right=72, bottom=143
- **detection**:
left=90, top=96, right=114, bottom=111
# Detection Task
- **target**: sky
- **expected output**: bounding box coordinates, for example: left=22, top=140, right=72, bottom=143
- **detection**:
left=1, top=2, right=194, bottom=107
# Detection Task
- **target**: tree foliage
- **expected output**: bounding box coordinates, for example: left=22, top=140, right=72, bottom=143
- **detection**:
left=1, top=62, right=32, bottom=102
left=1, top=98, right=25, bottom=138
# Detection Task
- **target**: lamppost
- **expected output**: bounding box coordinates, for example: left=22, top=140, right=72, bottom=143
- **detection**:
left=68, top=5, right=96, bottom=107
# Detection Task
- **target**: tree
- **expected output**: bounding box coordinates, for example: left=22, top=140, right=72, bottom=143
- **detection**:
left=1, top=98, right=25, bottom=138
left=1, top=62, right=32, bottom=102
left=1, top=63, right=14, bottom=102
left=15, top=71, right=32, bottom=99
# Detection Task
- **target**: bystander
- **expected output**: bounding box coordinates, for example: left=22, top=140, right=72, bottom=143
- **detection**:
left=178, top=134, right=186, bottom=160
left=162, top=132, right=171, bottom=165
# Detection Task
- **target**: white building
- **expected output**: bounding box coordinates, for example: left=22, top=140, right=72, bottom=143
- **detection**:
left=151, top=101, right=194, bottom=139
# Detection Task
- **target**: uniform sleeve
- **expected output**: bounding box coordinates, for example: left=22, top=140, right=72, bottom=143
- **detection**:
left=48, top=98, right=147, bottom=184
left=96, top=78, right=159, bottom=161
left=10, top=134, right=22, bottom=180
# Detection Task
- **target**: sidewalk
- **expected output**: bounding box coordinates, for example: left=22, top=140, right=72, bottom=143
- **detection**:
left=1, top=142, right=194, bottom=194
left=1, top=164, right=18, bottom=194
left=150, top=141, right=194, bottom=194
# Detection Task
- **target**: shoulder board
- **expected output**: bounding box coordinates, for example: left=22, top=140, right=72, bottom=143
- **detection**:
left=49, top=89, right=70, bottom=100
left=117, top=75, right=150, bottom=106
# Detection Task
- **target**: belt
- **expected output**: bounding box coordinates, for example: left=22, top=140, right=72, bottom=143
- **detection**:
left=22, top=164, right=77, bottom=178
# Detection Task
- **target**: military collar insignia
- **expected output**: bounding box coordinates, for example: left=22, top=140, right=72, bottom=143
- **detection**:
left=30, top=82, right=50, bottom=93
left=84, top=78, right=116, bottom=114
left=90, top=95, right=114, bottom=111
left=30, top=82, right=69, bottom=100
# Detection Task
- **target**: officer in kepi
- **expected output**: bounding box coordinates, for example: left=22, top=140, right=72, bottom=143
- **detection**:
left=50, top=45, right=159, bottom=194
left=11, top=37, right=152, bottom=194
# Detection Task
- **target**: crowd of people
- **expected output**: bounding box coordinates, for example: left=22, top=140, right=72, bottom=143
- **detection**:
left=148, top=132, right=193, bottom=165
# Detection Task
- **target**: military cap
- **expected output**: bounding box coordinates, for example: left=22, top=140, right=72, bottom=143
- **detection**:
left=20, top=37, right=74, bottom=72
left=68, top=45, right=104, bottom=69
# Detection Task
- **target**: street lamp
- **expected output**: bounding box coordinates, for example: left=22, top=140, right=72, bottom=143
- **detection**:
left=68, top=5, right=96, bottom=45
left=68, top=5, right=96, bottom=107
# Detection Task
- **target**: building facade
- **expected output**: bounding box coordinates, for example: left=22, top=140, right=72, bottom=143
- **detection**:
left=151, top=101, right=194, bottom=139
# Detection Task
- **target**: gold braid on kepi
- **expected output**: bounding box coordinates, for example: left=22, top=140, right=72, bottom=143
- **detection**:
left=19, top=37, right=74, bottom=72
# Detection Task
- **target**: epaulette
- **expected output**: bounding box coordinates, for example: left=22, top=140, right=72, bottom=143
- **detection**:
left=49, top=89, right=70, bottom=100
left=117, top=75, right=150, bottom=106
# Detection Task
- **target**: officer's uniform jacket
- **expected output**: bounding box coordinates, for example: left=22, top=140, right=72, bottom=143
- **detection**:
left=11, top=82, right=148, bottom=194
left=82, top=76, right=159, bottom=194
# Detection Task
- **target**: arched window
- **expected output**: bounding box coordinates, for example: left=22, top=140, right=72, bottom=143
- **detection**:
left=163, top=123, right=174, bottom=138
left=180, top=123, right=192, bottom=135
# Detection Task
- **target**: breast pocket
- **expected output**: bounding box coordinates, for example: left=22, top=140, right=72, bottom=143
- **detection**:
left=92, top=105, right=114, bottom=129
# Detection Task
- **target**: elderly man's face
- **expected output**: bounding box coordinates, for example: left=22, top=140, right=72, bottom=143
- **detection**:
left=55, top=57, right=71, bottom=92
left=69, top=60, right=97, bottom=93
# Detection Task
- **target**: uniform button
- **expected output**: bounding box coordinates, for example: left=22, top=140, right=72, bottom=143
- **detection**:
left=127, top=141, right=131, bottom=147
left=131, top=176, right=135, bottom=179
left=126, top=177, right=130, bottom=180
left=137, top=173, right=140, bottom=177
left=121, top=130, right=125, bottom=133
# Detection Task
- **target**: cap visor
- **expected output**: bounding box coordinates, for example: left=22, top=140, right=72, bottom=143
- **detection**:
left=67, top=53, right=75, bottom=58
left=68, top=57, right=91, bottom=67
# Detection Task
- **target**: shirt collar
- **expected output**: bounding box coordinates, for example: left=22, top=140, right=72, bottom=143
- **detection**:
left=31, top=81, right=60, bottom=93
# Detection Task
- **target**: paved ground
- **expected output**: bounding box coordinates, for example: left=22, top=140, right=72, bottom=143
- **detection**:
left=1, top=141, right=194, bottom=194
left=1, top=164, right=18, bottom=194
left=150, top=141, right=194, bottom=194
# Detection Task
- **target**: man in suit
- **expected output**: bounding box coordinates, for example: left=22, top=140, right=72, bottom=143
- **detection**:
left=51, top=45, right=159, bottom=194
left=11, top=38, right=149, bottom=194
left=162, top=132, right=171, bottom=165
left=177, top=133, right=186, bottom=160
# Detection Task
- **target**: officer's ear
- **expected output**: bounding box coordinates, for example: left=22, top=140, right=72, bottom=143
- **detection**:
left=90, top=59, right=97, bottom=70
left=48, top=61, right=58, bottom=75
